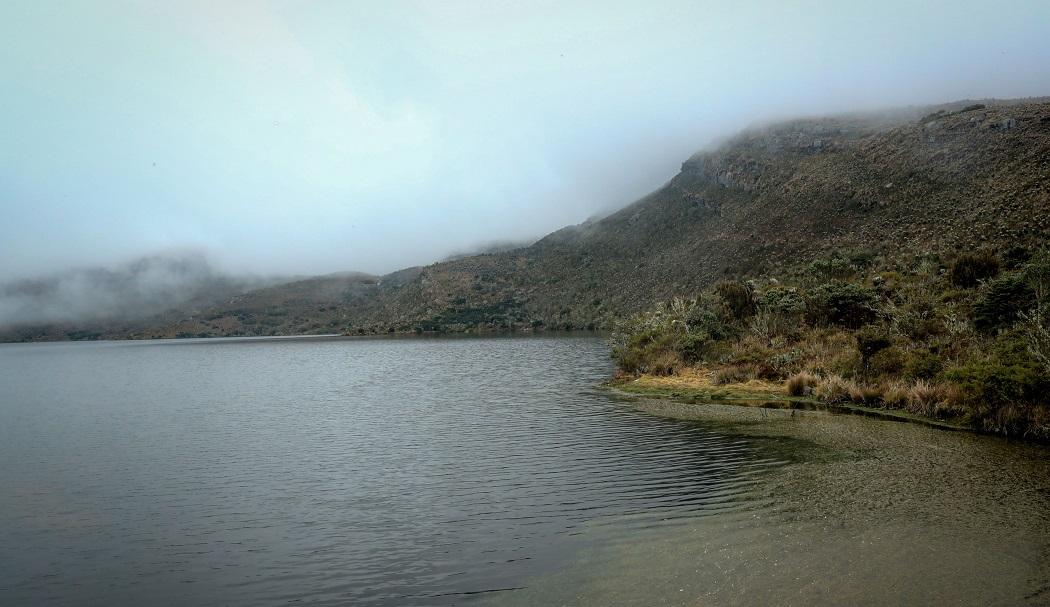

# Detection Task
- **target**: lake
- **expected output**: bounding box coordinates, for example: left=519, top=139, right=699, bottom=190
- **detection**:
left=1, top=335, right=1048, bottom=606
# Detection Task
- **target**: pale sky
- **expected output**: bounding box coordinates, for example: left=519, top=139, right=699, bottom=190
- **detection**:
left=3, top=0, right=1050, bottom=280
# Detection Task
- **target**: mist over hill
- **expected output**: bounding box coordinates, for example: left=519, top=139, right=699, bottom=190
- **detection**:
left=3, top=98, right=1049, bottom=342
left=0, top=252, right=286, bottom=338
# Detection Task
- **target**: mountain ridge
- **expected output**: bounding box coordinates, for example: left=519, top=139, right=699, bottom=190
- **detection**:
left=4, top=97, right=1049, bottom=342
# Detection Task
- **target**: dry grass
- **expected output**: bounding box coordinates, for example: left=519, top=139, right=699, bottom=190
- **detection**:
left=877, top=379, right=963, bottom=418
left=647, top=351, right=683, bottom=376
left=810, top=374, right=881, bottom=404
left=785, top=371, right=819, bottom=396
left=712, top=364, right=759, bottom=385
left=880, top=381, right=910, bottom=408
left=628, top=367, right=786, bottom=396
left=813, top=375, right=856, bottom=403
left=905, top=380, right=941, bottom=417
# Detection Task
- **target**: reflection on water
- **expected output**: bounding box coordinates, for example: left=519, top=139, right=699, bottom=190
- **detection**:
left=494, top=400, right=1050, bottom=606
left=0, top=336, right=783, bottom=606
left=2, top=336, right=1048, bottom=606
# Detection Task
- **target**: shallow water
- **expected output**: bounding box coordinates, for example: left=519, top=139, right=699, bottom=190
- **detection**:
left=1, top=336, right=1047, bottom=606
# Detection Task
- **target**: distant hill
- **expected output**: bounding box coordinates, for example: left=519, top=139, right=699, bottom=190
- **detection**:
left=4, top=98, right=1050, bottom=342
left=0, top=253, right=291, bottom=341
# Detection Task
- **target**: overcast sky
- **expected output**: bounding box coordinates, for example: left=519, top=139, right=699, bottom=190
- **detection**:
left=3, top=0, right=1050, bottom=281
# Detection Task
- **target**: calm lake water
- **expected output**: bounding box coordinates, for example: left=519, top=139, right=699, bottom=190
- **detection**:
left=1, top=335, right=1048, bottom=606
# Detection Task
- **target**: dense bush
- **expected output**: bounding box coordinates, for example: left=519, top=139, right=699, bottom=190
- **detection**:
left=869, top=347, right=905, bottom=375
left=945, top=362, right=1045, bottom=410
left=903, top=350, right=942, bottom=380
left=760, top=286, right=806, bottom=316
left=611, top=297, right=735, bottom=373
left=973, top=274, right=1035, bottom=332
left=751, top=286, right=806, bottom=337
left=807, top=250, right=874, bottom=281
left=1001, top=245, right=1032, bottom=270
left=715, top=280, right=757, bottom=320
left=805, top=282, right=879, bottom=329
left=808, top=256, right=856, bottom=281
left=948, top=251, right=1000, bottom=288
left=856, top=327, right=892, bottom=364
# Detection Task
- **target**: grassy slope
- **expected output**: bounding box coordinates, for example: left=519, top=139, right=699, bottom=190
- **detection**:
left=606, top=243, right=1050, bottom=439
left=4, top=98, right=1050, bottom=341
left=343, top=99, right=1050, bottom=332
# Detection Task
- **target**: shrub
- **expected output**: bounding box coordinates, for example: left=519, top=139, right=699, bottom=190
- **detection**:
left=869, top=347, right=905, bottom=376
left=973, top=274, right=1035, bottom=332
left=1001, top=245, right=1031, bottom=270
left=751, top=286, right=806, bottom=337
left=945, top=361, right=1046, bottom=408
left=715, top=280, right=757, bottom=320
left=1024, top=249, right=1050, bottom=302
left=1020, top=310, right=1050, bottom=374
left=685, top=301, right=733, bottom=340
left=948, top=251, right=1000, bottom=288
left=807, top=251, right=873, bottom=281
left=806, top=282, right=879, bottom=329
left=903, top=350, right=942, bottom=380
left=612, top=325, right=678, bottom=374
left=856, top=327, right=892, bottom=364
left=768, top=349, right=804, bottom=377
left=674, top=331, right=712, bottom=364
left=648, top=351, right=683, bottom=376
left=761, top=285, right=806, bottom=314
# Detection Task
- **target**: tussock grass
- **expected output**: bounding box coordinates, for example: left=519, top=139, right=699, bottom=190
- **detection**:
left=611, top=248, right=1050, bottom=440
left=785, top=371, right=819, bottom=396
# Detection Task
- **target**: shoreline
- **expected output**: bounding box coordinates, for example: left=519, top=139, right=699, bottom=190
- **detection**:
left=604, top=371, right=984, bottom=436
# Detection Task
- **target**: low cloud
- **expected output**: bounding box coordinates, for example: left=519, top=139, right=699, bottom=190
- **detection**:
left=0, top=251, right=276, bottom=328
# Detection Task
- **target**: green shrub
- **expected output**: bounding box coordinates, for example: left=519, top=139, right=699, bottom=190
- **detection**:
left=715, top=280, right=757, bottom=320
left=1020, top=310, right=1050, bottom=375
left=869, top=347, right=905, bottom=376
left=808, top=256, right=855, bottom=281
left=1023, top=249, right=1050, bottom=300
left=806, top=282, right=879, bottom=329
left=612, top=327, right=681, bottom=374
left=674, top=332, right=712, bottom=364
left=946, top=362, right=1046, bottom=408
left=760, top=285, right=806, bottom=315
left=685, top=300, right=733, bottom=339
left=856, top=327, right=892, bottom=364
left=973, top=274, right=1035, bottom=332
left=751, top=286, right=807, bottom=337
left=1001, top=245, right=1031, bottom=270
left=903, top=351, right=942, bottom=380
left=948, top=251, right=1000, bottom=288
left=944, top=359, right=1050, bottom=434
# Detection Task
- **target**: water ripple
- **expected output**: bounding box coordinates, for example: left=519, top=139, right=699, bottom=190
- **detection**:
left=0, top=336, right=781, bottom=606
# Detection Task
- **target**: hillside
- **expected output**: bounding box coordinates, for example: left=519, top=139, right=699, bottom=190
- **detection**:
left=3, top=98, right=1050, bottom=342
